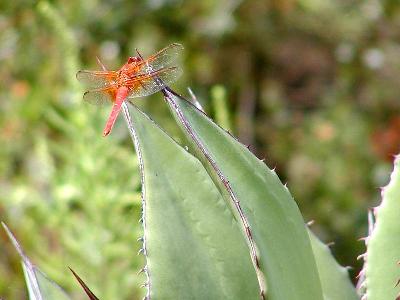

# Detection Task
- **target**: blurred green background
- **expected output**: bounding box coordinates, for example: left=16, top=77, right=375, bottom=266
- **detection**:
left=1, top=0, right=400, bottom=299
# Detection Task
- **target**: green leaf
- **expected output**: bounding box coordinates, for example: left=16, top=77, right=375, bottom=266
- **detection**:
left=308, top=230, right=359, bottom=300
left=123, top=103, right=259, bottom=299
left=163, top=88, right=324, bottom=300
left=365, top=156, right=400, bottom=300
left=2, top=222, right=71, bottom=300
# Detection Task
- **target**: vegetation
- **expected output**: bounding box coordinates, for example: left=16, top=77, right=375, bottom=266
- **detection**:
left=1, top=1, right=400, bottom=299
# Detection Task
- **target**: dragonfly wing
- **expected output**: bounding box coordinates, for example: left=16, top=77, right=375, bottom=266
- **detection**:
left=134, top=43, right=184, bottom=76
left=76, top=70, right=118, bottom=89
left=83, top=88, right=115, bottom=106
left=126, top=66, right=182, bottom=99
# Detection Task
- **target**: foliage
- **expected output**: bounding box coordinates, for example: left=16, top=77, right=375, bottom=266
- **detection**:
left=126, top=103, right=259, bottom=299
left=162, top=89, right=324, bottom=299
left=2, top=222, right=71, bottom=300
left=4, top=89, right=399, bottom=299
left=4, top=96, right=358, bottom=299
left=1, top=0, right=400, bottom=299
left=1, top=2, right=143, bottom=299
left=361, top=156, right=400, bottom=299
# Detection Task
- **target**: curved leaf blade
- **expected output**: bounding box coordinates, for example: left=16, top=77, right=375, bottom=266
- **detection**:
left=123, top=103, right=259, bottom=300
left=308, top=230, right=359, bottom=300
left=162, top=88, right=324, bottom=300
left=366, top=156, right=400, bottom=299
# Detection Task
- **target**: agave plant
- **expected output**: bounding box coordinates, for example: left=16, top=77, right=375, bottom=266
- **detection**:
left=4, top=81, right=400, bottom=299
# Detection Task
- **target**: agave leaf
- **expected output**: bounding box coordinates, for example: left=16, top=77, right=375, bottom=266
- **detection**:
left=356, top=209, right=375, bottom=297
left=122, top=103, right=259, bottom=299
left=365, top=156, right=400, bottom=299
left=1, top=222, right=70, bottom=300
left=162, top=88, right=324, bottom=300
left=308, top=230, right=359, bottom=300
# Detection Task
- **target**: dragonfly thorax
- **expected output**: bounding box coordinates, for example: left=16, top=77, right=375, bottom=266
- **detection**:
left=116, top=70, right=133, bottom=87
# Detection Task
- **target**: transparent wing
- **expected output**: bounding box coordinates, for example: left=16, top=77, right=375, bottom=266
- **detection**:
left=76, top=70, right=118, bottom=89
left=134, top=43, right=184, bottom=76
left=82, top=88, right=115, bottom=106
left=126, top=66, right=182, bottom=99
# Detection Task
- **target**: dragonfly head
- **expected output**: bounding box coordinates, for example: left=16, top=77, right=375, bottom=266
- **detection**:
left=127, top=56, right=141, bottom=64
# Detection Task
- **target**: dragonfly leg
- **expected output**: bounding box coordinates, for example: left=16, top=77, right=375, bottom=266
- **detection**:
left=96, top=56, right=108, bottom=71
left=134, top=49, right=152, bottom=92
left=135, top=48, right=144, bottom=61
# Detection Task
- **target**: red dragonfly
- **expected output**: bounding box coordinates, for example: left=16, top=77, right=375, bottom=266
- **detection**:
left=77, top=43, right=183, bottom=136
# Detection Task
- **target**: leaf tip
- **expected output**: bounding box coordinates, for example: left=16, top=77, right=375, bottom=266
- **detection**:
left=69, top=267, right=100, bottom=300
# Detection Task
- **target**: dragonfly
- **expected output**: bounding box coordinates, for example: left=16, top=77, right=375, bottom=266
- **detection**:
left=76, top=43, right=183, bottom=136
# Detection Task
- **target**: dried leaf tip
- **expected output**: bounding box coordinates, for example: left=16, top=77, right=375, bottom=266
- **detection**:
left=69, top=267, right=100, bottom=300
